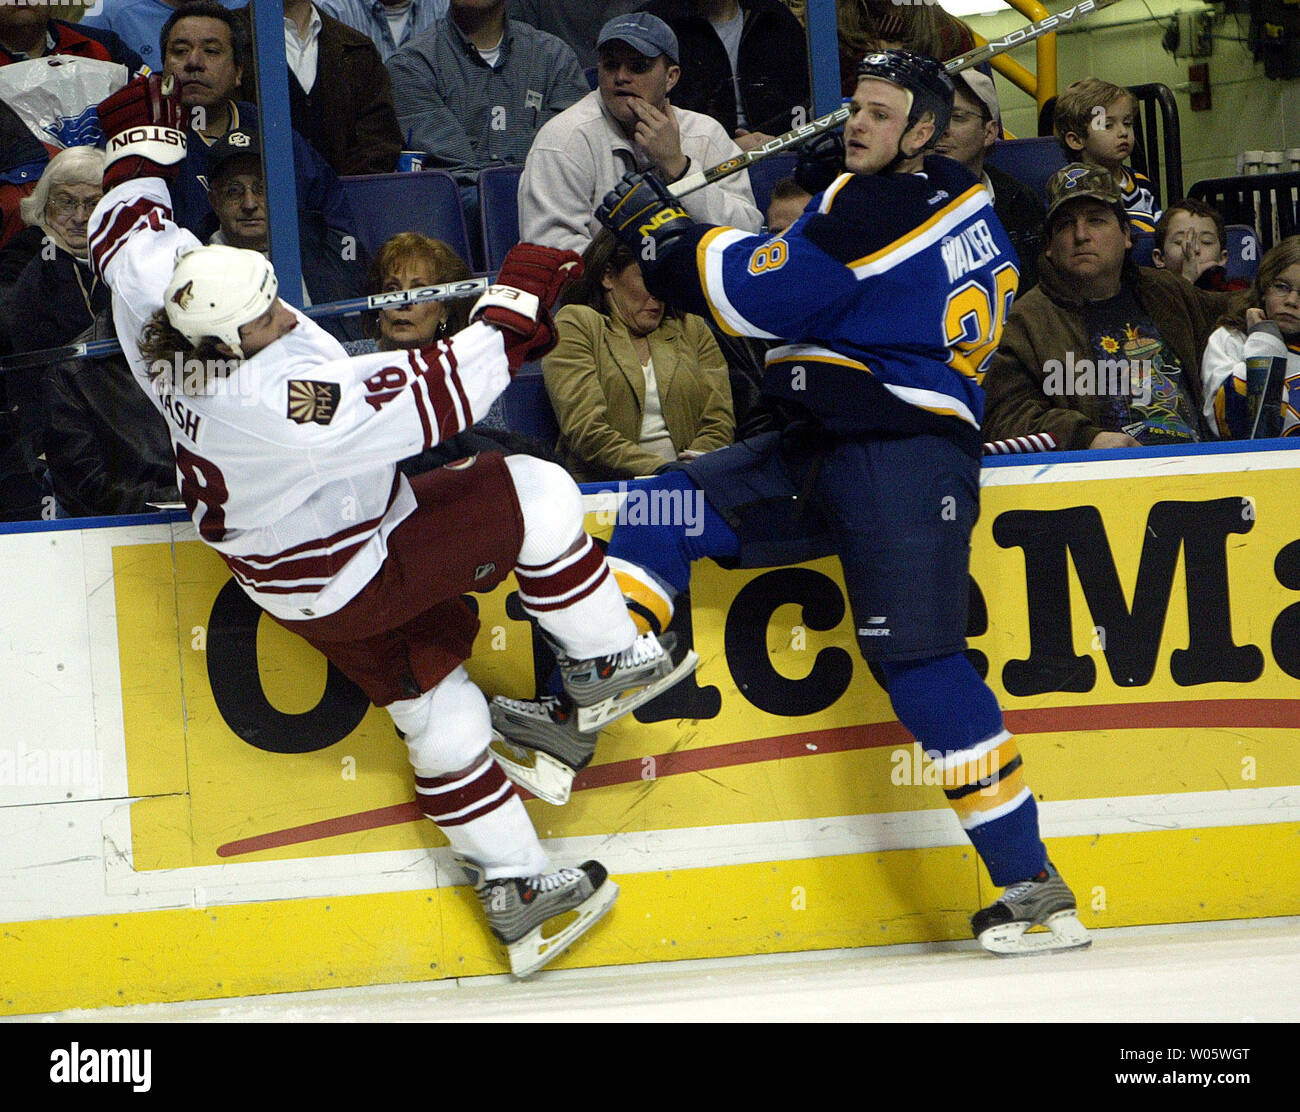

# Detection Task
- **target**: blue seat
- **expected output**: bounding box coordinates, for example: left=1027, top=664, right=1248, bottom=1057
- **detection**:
left=583, top=66, right=598, bottom=91
left=497, top=364, right=559, bottom=445
left=478, top=164, right=523, bottom=271
left=744, top=152, right=798, bottom=223
left=1225, top=223, right=1260, bottom=282
left=338, top=170, right=474, bottom=265
left=985, top=137, right=1069, bottom=203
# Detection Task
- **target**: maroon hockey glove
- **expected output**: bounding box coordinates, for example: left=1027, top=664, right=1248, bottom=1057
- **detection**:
left=99, top=74, right=187, bottom=191
left=470, top=244, right=584, bottom=372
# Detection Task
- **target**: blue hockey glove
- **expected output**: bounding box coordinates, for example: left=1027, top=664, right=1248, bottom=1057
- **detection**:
left=596, top=170, right=694, bottom=266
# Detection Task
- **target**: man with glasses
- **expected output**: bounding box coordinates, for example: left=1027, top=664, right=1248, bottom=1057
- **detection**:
left=519, top=11, right=761, bottom=254
left=204, top=125, right=367, bottom=341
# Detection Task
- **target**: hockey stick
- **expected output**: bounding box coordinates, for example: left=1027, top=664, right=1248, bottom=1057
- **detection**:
left=668, top=0, right=1126, bottom=200
left=0, top=276, right=493, bottom=373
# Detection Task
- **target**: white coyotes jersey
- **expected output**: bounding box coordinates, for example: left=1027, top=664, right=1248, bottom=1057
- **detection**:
left=89, top=178, right=512, bottom=621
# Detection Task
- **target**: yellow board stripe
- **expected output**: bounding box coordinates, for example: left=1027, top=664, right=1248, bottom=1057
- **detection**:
left=3, top=823, right=1299, bottom=1016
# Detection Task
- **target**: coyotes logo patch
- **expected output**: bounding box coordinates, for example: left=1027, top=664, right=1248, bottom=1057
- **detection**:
left=287, top=380, right=341, bottom=425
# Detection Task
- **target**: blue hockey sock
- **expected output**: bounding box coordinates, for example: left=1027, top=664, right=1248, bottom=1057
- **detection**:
left=881, top=653, right=1048, bottom=887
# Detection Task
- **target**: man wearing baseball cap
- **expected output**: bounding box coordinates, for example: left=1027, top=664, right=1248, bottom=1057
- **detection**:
left=518, top=10, right=761, bottom=254
left=934, top=70, right=1044, bottom=291
left=983, top=163, right=1232, bottom=450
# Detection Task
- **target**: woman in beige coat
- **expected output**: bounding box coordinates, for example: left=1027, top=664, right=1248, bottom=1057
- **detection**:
left=544, top=230, right=734, bottom=482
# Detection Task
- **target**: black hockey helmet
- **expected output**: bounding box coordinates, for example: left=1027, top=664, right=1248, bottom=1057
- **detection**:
left=855, top=50, right=955, bottom=151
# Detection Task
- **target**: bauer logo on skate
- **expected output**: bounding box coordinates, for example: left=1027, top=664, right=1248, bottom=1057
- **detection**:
left=95, top=447, right=1300, bottom=877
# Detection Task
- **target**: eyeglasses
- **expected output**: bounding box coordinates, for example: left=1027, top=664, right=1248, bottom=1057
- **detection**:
left=1267, top=280, right=1300, bottom=300
left=947, top=109, right=988, bottom=126
left=46, top=195, right=100, bottom=218
left=217, top=179, right=266, bottom=202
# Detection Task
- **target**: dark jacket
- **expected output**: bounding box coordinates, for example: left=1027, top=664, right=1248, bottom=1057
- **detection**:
left=0, top=19, right=146, bottom=74
left=239, top=9, right=402, bottom=176
left=985, top=163, right=1045, bottom=295
left=982, top=256, right=1233, bottom=450
left=646, top=0, right=810, bottom=138
left=0, top=224, right=44, bottom=290
left=43, top=319, right=178, bottom=519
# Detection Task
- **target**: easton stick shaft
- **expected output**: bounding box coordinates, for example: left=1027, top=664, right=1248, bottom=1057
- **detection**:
left=0, top=276, right=493, bottom=373
left=668, top=0, right=1125, bottom=200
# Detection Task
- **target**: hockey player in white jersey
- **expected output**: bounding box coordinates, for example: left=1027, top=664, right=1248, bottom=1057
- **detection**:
left=89, top=74, right=695, bottom=978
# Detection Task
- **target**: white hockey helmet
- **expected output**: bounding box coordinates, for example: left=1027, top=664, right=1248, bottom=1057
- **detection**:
left=163, top=244, right=278, bottom=358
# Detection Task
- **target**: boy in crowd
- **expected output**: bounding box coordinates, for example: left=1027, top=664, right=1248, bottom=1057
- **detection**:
left=1054, top=78, right=1159, bottom=235
left=1152, top=198, right=1249, bottom=292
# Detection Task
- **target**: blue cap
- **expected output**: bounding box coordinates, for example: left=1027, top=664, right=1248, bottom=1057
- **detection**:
left=596, top=12, right=679, bottom=65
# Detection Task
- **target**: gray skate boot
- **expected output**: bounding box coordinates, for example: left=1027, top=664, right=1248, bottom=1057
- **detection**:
left=489, top=632, right=696, bottom=805
left=971, top=861, right=1091, bottom=956
left=463, top=858, right=619, bottom=978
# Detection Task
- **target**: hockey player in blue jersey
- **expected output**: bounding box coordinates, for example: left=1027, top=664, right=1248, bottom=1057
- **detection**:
left=491, top=51, right=1090, bottom=955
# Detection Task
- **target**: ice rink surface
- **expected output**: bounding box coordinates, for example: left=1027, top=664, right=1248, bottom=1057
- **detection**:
left=14, top=916, right=1300, bottom=1024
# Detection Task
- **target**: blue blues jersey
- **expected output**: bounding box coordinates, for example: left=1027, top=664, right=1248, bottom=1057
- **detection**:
left=650, top=156, right=1020, bottom=449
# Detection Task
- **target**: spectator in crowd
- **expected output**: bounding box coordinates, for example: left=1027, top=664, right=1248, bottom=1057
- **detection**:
left=510, top=1, right=648, bottom=70
left=644, top=0, right=810, bottom=151
left=544, top=228, right=733, bottom=481
left=239, top=0, right=402, bottom=177
left=0, top=3, right=147, bottom=246
left=204, top=124, right=367, bottom=341
left=387, top=0, right=588, bottom=217
left=1, top=147, right=108, bottom=360
left=765, top=175, right=810, bottom=234
left=366, top=231, right=473, bottom=352
left=934, top=71, right=1044, bottom=292
left=80, top=0, right=244, bottom=71
left=835, top=1, right=973, bottom=96
left=160, top=3, right=354, bottom=237
left=316, top=0, right=447, bottom=64
left=1053, top=77, right=1159, bottom=235
left=518, top=12, right=762, bottom=254
left=0, top=2, right=146, bottom=73
left=42, top=316, right=180, bottom=519
left=1201, top=235, right=1300, bottom=439
left=0, top=147, right=109, bottom=521
left=983, top=163, right=1231, bottom=451
left=1152, top=198, right=1248, bottom=293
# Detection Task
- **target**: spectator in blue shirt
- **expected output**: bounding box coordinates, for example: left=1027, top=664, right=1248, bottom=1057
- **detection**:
left=316, top=0, right=447, bottom=63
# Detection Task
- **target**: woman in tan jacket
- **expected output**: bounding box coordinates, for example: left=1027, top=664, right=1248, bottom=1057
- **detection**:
left=544, top=230, right=734, bottom=482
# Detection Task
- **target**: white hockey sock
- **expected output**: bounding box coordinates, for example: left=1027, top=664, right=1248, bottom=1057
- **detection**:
left=414, top=753, right=551, bottom=880
left=505, top=453, right=637, bottom=659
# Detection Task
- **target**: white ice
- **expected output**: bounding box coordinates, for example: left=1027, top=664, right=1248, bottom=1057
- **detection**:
left=11, top=916, right=1300, bottom=1023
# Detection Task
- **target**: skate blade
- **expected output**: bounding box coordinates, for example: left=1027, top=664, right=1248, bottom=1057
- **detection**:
left=575, top=650, right=699, bottom=733
left=507, top=878, right=619, bottom=979
left=978, top=910, right=1091, bottom=956
left=488, top=732, right=574, bottom=806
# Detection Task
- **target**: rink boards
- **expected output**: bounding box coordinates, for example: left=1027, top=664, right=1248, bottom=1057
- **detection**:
left=2, top=443, right=1299, bottom=1015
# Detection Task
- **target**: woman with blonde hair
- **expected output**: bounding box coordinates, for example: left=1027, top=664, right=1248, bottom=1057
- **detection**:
left=1, top=146, right=108, bottom=354
left=544, top=229, right=734, bottom=482
left=363, top=232, right=475, bottom=351
left=1202, top=235, right=1300, bottom=438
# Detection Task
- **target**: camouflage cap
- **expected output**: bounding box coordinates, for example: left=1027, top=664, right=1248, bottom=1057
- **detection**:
left=1044, top=162, right=1125, bottom=226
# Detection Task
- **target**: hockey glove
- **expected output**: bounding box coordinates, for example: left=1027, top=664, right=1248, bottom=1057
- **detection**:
left=99, top=74, right=187, bottom=192
left=794, top=130, right=845, bottom=196
left=596, top=170, right=694, bottom=268
left=470, top=243, right=584, bottom=372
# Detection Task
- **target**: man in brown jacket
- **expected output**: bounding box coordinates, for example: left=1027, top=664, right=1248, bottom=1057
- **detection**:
left=983, top=164, right=1232, bottom=451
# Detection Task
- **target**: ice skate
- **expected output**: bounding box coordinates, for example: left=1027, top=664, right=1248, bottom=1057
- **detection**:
left=463, top=858, right=618, bottom=978
left=971, top=861, right=1091, bottom=956
left=489, top=632, right=696, bottom=803
left=560, top=631, right=697, bottom=733
left=489, top=694, right=598, bottom=805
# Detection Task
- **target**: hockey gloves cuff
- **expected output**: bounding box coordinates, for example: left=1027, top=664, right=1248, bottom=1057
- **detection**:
left=99, top=75, right=187, bottom=191
left=794, top=131, right=845, bottom=197
left=471, top=243, right=584, bottom=373
left=596, top=171, right=694, bottom=269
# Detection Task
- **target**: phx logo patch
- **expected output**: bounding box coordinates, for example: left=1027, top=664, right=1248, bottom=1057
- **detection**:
left=287, top=380, right=341, bottom=425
